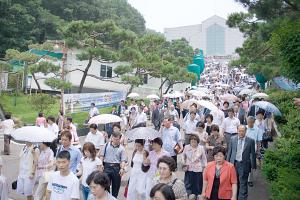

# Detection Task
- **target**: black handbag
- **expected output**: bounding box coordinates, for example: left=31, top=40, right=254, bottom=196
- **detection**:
left=12, top=180, right=17, bottom=190
left=141, top=163, right=150, bottom=172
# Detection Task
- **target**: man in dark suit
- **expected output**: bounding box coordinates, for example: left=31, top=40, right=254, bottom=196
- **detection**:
left=152, top=102, right=163, bottom=131
left=227, top=125, right=256, bottom=200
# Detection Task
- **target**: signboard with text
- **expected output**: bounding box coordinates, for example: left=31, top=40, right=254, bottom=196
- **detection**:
left=64, top=92, right=125, bottom=114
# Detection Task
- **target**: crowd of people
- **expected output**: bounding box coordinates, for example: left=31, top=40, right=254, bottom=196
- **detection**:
left=0, top=61, right=279, bottom=200
left=0, top=85, right=277, bottom=200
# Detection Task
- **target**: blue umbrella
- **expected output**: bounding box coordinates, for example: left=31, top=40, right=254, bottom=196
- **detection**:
left=253, top=101, right=282, bottom=116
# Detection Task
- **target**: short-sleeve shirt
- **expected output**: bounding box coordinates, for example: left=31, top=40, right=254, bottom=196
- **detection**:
left=100, top=142, right=126, bottom=163
left=84, top=131, right=105, bottom=149
left=162, top=126, right=181, bottom=156
left=222, top=117, right=240, bottom=134
left=0, top=119, right=14, bottom=135
left=80, top=157, right=102, bottom=187
left=47, top=171, right=80, bottom=200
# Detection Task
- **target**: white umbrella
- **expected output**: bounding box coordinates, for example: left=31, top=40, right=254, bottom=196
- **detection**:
left=146, top=94, right=160, bottom=99
left=239, top=89, right=255, bottom=96
left=165, top=91, right=183, bottom=98
left=221, top=84, right=230, bottom=88
left=188, top=90, right=207, bottom=97
left=88, top=114, right=122, bottom=124
left=125, top=127, right=161, bottom=140
left=251, top=93, right=269, bottom=99
left=127, top=92, right=139, bottom=98
left=198, top=100, right=219, bottom=112
left=221, top=94, right=238, bottom=102
left=181, top=99, right=201, bottom=109
left=197, top=87, right=210, bottom=93
left=11, top=126, right=57, bottom=143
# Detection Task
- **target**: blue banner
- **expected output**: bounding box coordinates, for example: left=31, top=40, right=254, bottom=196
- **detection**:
left=64, top=92, right=126, bottom=114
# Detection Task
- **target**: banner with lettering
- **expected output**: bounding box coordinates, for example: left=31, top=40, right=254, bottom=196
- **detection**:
left=64, top=92, right=125, bottom=114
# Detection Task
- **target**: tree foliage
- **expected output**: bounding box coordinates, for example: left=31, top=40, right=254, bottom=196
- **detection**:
left=228, top=0, right=300, bottom=82
left=28, top=93, right=57, bottom=113
left=262, top=90, right=300, bottom=200
left=61, top=20, right=136, bottom=93
left=0, top=0, right=62, bottom=57
left=0, top=0, right=146, bottom=57
left=41, top=0, right=145, bottom=35
left=114, top=33, right=195, bottom=94
left=4, top=43, right=71, bottom=91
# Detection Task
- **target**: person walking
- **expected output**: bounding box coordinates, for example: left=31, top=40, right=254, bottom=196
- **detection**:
left=206, top=124, right=227, bottom=162
left=89, top=103, right=99, bottom=119
left=195, top=121, right=208, bottom=146
left=117, top=100, right=128, bottom=116
left=47, top=116, right=59, bottom=138
left=227, top=125, right=256, bottom=200
left=65, top=117, right=81, bottom=149
left=99, top=132, right=126, bottom=198
left=0, top=113, right=14, bottom=155
left=17, top=142, right=39, bottom=200
left=143, top=137, right=170, bottom=200
left=34, top=142, right=54, bottom=200
left=46, top=151, right=80, bottom=200
left=86, top=171, right=117, bottom=200
left=183, top=111, right=198, bottom=145
left=56, top=131, right=82, bottom=174
left=200, top=146, right=238, bottom=200
left=182, top=134, right=207, bottom=199
left=35, top=112, right=47, bottom=127
left=127, top=139, right=148, bottom=200
left=76, top=142, right=102, bottom=200
left=57, top=110, right=65, bottom=132
left=222, top=108, right=240, bottom=149
left=161, top=116, right=183, bottom=169
left=150, top=183, right=175, bottom=200
left=154, top=156, right=187, bottom=199
left=246, top=116, right=262, bottom=187
left=85, top=124, right=105, bottom=152
left=152, top=102, right=163, bottom=131
left=132, top=106, right=147, bottom=129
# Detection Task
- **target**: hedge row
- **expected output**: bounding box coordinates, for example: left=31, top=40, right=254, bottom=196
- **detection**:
left=262, top=89, right=300, bottom=200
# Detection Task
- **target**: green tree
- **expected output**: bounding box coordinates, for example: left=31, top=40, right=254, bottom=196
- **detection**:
left=0, top=0, right=62, bottom=57
left=28, top=93, right=57, bottom=113
left=227, top=0, right=300, bottom=82
left=61, top=20, right=136, bottom=93
left=114, top=34, right=195, bottom=95
left=4, top=43, right=70, bottom=92
left=41, top=0, right=146, bottom=35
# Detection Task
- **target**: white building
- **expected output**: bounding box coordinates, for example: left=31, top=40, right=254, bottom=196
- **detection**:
left=30, top=49, right=189, bottom=96
left=164, top=15, right=245, bottom=56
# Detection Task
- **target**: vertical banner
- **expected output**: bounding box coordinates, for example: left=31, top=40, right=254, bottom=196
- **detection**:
left=64, top=92, right=126, bottom=114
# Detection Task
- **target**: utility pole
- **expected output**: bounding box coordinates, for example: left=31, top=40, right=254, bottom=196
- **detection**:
left=60, top=42, right=67, bottom=114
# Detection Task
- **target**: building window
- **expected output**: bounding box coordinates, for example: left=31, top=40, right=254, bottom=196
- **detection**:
left=100, top=64, right=112, bottom=78
left=206, top=24, right=225, bottom=55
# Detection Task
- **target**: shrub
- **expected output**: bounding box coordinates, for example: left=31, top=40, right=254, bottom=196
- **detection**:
left=262, top=89, right=300, bottom=200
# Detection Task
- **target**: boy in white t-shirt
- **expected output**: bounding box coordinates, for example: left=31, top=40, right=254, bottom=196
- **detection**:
left=46, top=150, right=79, bottom=200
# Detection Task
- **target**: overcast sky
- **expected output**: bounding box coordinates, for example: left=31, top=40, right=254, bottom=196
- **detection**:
left=127, top=0, right=247, bottom=32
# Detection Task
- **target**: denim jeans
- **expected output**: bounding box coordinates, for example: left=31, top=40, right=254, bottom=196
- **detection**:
left=81, top=184, right=90, bottom=200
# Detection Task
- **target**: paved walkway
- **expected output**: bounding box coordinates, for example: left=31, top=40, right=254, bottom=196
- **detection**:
left=1, top=136, right=270, bottom=200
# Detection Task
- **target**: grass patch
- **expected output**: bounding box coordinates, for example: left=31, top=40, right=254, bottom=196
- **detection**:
left=0, top=94, right=113, bottom=126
